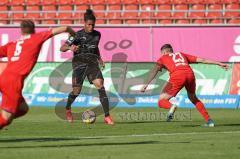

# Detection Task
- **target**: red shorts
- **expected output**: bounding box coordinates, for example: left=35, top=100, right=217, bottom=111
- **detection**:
left=162, top=71, right=196, bottom=97
left=0, top=72, right=25, bottom=114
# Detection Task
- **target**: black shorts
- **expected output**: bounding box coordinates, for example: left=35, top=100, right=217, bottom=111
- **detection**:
left=72, top=57, right=103, bottom=87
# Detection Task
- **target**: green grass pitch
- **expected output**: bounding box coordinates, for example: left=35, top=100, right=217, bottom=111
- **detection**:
left=0, top=107, right=240, bottom=159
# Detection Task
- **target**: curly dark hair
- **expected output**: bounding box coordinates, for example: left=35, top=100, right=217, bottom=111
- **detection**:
left=84, top=9, right=96, bottom=22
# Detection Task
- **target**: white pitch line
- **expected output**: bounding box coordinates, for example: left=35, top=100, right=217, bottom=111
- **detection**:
left=1, top=130, right=240, bottom=140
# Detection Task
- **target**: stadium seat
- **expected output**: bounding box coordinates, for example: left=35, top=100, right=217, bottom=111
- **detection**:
left=140, top=5, right=155, bottom=17
left=58, top=0, right=73, bottom=5
left=138, top=0, right=154, bottom=4
left=176, top=19, right=190, bottom=24
left=122, top=4, right=138, bottom=18
left=193, top=19, right=207, bottom=24
left=26, top=6, right=41, bottom=19
left=11, top=0, right=25, bottom=5
left=96, top=19, right=106, bottom=24
left=228, top=19, right=240, bottom=24
left=12, top=20, right=22, bottom=25
left=58, top=5, right=73, bottom=19
left=159, top=19, right=172, bottom=24
left=155, top=5, right=171, bottom=18
left=206, top=4, right=222, bottom=18
left=76, top=5, right=89, bottom=11
left=172, top=0, right=187, bottom=4
left=73, top=5, right=89, bottom=19
left=186, top=0, right=205, bottom=4
left=74, top=0, right=90, bottom=4
left=0, top=0, right=9, bottom=5
left=42, top=20, right=57, bottom=24
left=90, top=0, right=106, bottom=4
left=203, top=0, right=221, bottom=4
left=106, top=0, right=121, bottom=4
left=125, top=19, right=139, bottom=24
left=121, top=0, right=138, bottom=4
left=42, top=5, right=57, bottom=19
left=153, top=0, right=171, bottom=4
left=0, top=21, right=8, bottom=25
left=92, top=4, right=105, bottom=10
left=106, top=5, right=121, bottom=19
left=0, top=6, right=8, bottom=19
left=172, top=4, right=188, bottom=18
left=109, top=19, right=122, bottom=24
left=11, top=6, right=24, bottom=19
left=188, top=4, right=205, bottom=18
left=25, top=0, right=41, bottom=5
left=142, top=19, right=156, bottom=24
left=42, top=0, right=57, bottom=5
left=210, top=19, right=223, bottom=24
left=59, top=20, right=73, bottom=24
left=224, top=4, right=239, bottom=17
left=221, top=0, right=238, bottom=4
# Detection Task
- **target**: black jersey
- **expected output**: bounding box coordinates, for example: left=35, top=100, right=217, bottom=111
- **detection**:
left=66, top=29, right=101, bottom=58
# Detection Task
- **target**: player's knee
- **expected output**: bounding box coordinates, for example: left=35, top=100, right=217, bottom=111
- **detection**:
left=72, top=88, right=81, bottom=95
left=188, top=93, right=199, bottom=103
left=0, top=111, right=14, bottom=125
left=159, top=94, right=170, bottom=100
left=95, top=83, right=104, bottom=89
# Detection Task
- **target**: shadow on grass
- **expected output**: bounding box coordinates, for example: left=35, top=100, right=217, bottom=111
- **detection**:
left=0, top=140, right=191, bottom=149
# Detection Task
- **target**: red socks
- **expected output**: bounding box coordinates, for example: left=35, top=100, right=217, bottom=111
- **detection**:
left=158, top=99, right=172, bottom=109
left=194, top=100, right=210, bottom=122
left=0, top=114, right=10, bottom=130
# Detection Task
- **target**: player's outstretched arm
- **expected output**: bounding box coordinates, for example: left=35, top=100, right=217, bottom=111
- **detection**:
left=141, top=64, right=161, bottom=92
left=51, top=26, right=75, bottom=36
left=196, top=57, right=229, bottom=70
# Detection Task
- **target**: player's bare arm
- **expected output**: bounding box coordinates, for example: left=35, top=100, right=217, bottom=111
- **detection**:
left=52, top=26, right=75, bottom=36
left=141, top=64, right=162, bottom=92
left=196, top=57, right=229, bottom=70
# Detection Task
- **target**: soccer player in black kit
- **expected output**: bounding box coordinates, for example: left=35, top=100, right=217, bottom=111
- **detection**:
left=60, top=9, right=114, bottom=125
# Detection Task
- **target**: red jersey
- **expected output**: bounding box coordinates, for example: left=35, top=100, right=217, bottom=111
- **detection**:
left=157, top=52, right=197, bottom=75
left=0, top=30, right=53, bottom=76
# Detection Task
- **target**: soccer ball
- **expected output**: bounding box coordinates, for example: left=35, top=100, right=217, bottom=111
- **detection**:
left=82, top=110, right=96, bottom=124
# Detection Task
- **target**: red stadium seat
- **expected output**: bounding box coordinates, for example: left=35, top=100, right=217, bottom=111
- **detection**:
left=0, top=6, right=8, bottom=19
left=106, top=5, right=121, bottom=18
left=204, top=0, right=221, bottom=4
left=96, top=19, right=106, bottom=24
left=172, top=4, right=188, bottom=18
left=210, top=19, right=223, bottom=24
left=0, top=21, right=8, bottom=25
left=42, top=5, right=57, bottom=19
left=25, top=0, right=41, bottom=5
left=153, top=0, right=171, bottom=4
left=73, top=5, right=89, bottom=19
left=58, top=5, right=73, bottom=19
left=122, top=4, right=138, bottom=18
left=109, top=19, right=122, bottom=24
left=58, top=0, right=73, bottom=5
left=142, top=19, right=156, bottom=24
left=42, top=20, right=57, bottom=24
left=0, top=0, right=9, bottom=5
left=206, top=4, right=222, bottom=18
left=172, top=0, right=187, bottom=4
left=140, top=5, right=155, bottom=17
left=221, top=0, right=238, bottom=4
left=125, top=19, right=139, bottom=24
left=138, top=0, right=154, bottom=4
left=74, top=0, right=90, bottom=4
left=155, top=5, right=171, bottom=18
left=11, top=0, right=25, bottom=5
left=42, top=0, right=57, bottom=5
left=92, top=4, right=105, bottom=10
left=12, top=20, right=22, bottom=24
left=186, top=0, right=205, bottom=4
left=76, top=5, right=89, bottom=11
left=224, top=4, right=239, bottom=17
left=228, top=19, right=240, bottom=24
left=188, top=4, right=205, bottom=18
left=59, top=20, right=73, bottom=24
left=26, top=6, right=41, bottom=19
left=176, top=19, right=190, bottom=24
left=193, top=19, right=207, bottom=24
left=159, top=19, right=172, bottom=24
left=11, top=6, right=24, bottom=19
left=90, top=0, right=106, bottom=4
left=95, top=12, right=106, bottom=19
left=121, top=0, right=138, bottom=4
left=106, top=0, right=121, bottom=4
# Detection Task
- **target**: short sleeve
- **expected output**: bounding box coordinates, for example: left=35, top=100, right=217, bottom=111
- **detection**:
left=156, top=57, right=164, bottom=68
left=181, top=52, right=197, bottom=63
left=0, top=43, right=9, bottom=58
left=37, top=30, right=53, bottom=43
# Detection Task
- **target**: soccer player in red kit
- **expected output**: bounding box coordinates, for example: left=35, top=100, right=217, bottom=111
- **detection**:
left=141, top=44, right=229, bottom=127
left=0, top=20, right=75, bottom=130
